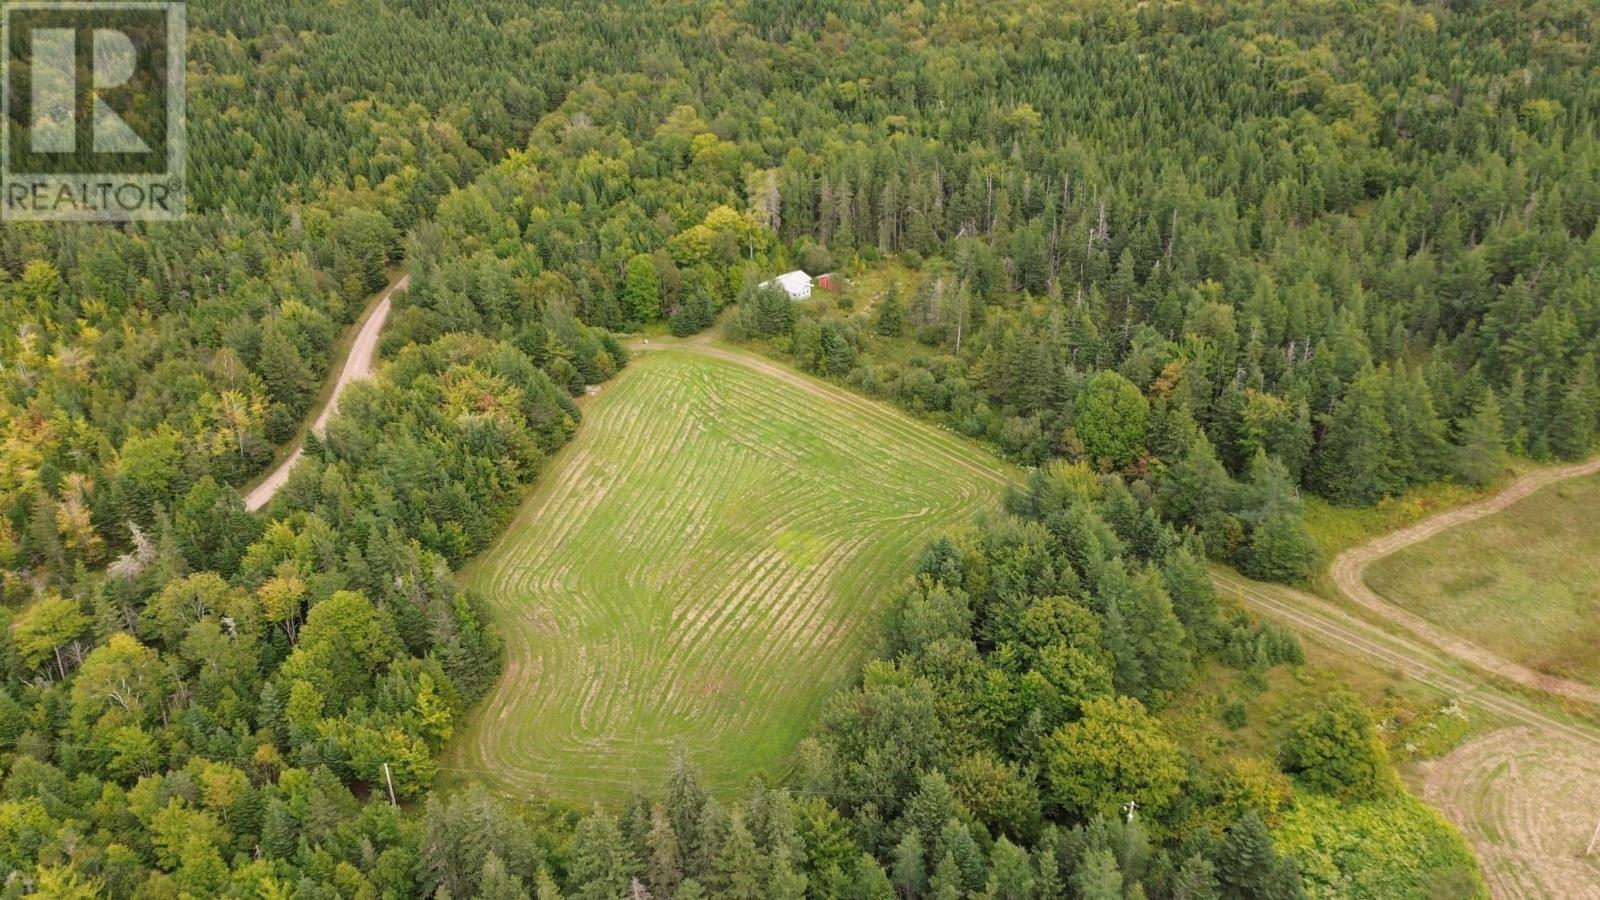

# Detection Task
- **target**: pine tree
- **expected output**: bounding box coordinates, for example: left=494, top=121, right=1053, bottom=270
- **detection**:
left=1452, top=392, right=1506, bottom=486
left=1552, top=358, right=1599, bottom=459
left=821, top=321, right=854, bottom=376
left=709, top=815, right=765, bottom=899
left=690, top=799, right=729, bottom=879
left=479, top=852, right=531, bottom=900
left=665, top=751, right=707, bottom=873
left=851, top=853, right=895, bottom=900
left=890, top=828, right=926, bottom=898
left=535, top=868, right=564, bottom=900
left=875, top=280, right=904, bottom=337
left=936, top=819, right=986, bottom=894
left=1170, top=854, right=1220, bottom=900
left=1313, top=373, right=1396, bottom=504
left=902, top=772, right=961, bottom=852
left=928, top=852, right=963, bottom=900
left=1157, top=436, right=1234, bottom=527
left=643, top=805, right=682, bottom=898
left=261, top=799, right=297, bottom=859
left=766, top=845, right=808, bottom=900
left=985, top=836, right=1035, bottom=900
left=621, top=795, right=652, bottom=865
left=1162, top=546, right=1219, bottom=650
left=1241, top=514, right=1317, bottom=585
left=1217, top=814, right=1305, bottom=900
left=1073, top=848, right=1124, bottom=900
left=1119, top=567, right=1193, bottom=704
left=570, top=808, right=632, bottom=900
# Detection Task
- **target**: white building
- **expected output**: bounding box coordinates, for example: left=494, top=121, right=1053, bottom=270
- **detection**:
left=759, top=270, right=813, bottom=301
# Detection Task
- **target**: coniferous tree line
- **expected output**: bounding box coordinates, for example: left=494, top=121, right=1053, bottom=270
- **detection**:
left=0, top=0, right=1585, bottom=894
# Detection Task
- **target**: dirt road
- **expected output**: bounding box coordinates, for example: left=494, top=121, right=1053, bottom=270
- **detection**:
left=1212, top=455, right=1600, bottom=898
left=1330, top=456, right=1600, bottom=705
left=243, top=273, right=409, bottom=512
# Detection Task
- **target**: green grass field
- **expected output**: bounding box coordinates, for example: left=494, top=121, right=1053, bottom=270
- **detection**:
left=448, top=344, right=1016, bottom=799
left=1364, top=473, right=1600, bottom=686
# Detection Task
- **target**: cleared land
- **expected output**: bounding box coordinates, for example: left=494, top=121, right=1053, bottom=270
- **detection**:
left=449, top=344, right=1015, bottom=798
left=1212, top=568, right=1600, bottom=899
left=1217, top=451, right=1600, bottom=900
left=1363, top=470, right=1600, bottom=689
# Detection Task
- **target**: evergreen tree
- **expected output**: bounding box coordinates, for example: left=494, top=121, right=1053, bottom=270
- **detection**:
left=536, top=868, right=565, bottom=900
left=1552, top=358, right=1599, bottom=459
left=1216, top=814, right=1305, bottom=900
left=1073, top=848, right=1124, bottom=900
left=665, top=752, right=707, bottom=874
left=1158, top=436, right=1235, bottom=527
left=985, top=836, right=1035, bottom=900
left=766, top=846, right=809, bottom=900
left=709, top=815, right=764, bottom=900
left=479, top=853, right=531, bottom=900
left=1162, top=546, right=1220, bottom=650
left=928, top=853, right=964, bottom=900
left=876, top=281, right=905, bottom=337
left=1240, top=515, right=1317, bottom=585
left=935, top=820, right=987, bottom=894
left=821, top=321, right=855, bottom=376
left=1452, top=392, right=1507, bottom=486
left=890, top=829, right=926, bottom=898
left=1313, top=374, right=1397, bottom=505
left=1170, top=854, right=1220, bottom=900
left=570, top=809, right=633, bottom=900
left=644, top=805, right=682, bottom=898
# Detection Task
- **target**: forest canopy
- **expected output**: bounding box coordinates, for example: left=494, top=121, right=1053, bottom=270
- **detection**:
left=1, top=0, right=1591, bottom=895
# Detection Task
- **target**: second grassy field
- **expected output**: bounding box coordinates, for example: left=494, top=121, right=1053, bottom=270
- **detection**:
left=1363, top=472, right=1600, bottom=686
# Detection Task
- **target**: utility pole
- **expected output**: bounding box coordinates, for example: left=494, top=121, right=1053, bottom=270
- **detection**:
left=383, top=762, right=397, bottom=806
left=1586, top=815, right=1600, bottom=856
left=1124, top=800, right=1139, bottom=824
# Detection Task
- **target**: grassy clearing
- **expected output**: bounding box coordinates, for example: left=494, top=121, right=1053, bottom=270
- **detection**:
left=448, top=345, right=1016, bottom=799
left=1302, top=483, right=1489, bottom=563
left=1363, top=472, right=1600, bottom=686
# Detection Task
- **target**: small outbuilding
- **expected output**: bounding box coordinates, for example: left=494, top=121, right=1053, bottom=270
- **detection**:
left=816, top=272, right=843, bottom=291
left=759, top=270, right=813, bottom=301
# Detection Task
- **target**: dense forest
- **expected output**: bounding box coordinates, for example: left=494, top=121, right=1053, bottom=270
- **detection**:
left=2, top=0, right=1596, bottom=895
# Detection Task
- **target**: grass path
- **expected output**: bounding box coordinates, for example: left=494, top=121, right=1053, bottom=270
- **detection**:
left=1332, top=456, right=1600, bottom=705
left=1210, top=568, right=1600, bottom=899
left=447, top=342, right=1017, bottom=799
left=1213, top=454, right=1600, bottom=899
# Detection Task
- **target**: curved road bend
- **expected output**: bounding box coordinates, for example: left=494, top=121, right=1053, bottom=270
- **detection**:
left=1328, top=455, right=1600, bottom=706
left=243, top=273, right=410, bottom=512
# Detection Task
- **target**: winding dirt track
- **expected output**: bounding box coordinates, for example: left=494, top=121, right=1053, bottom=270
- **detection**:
left=1210, top=569, right=1600, bottom=899
left=1331, top=456, right=1600, bottom=705
left=1213, top=455, right=1600, bottom=899
left=243, top=273, right=409, bottom=512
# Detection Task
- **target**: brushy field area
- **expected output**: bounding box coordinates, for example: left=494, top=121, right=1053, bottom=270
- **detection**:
left=1363, top=472, right=1600, bottom=686
left=448, top=345, right=1016, bottom=798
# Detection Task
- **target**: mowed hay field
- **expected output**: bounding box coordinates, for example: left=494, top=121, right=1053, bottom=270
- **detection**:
left=449, top=345, right=1016, bottom=798
left=1364, top=472, right=1600, bottom=686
